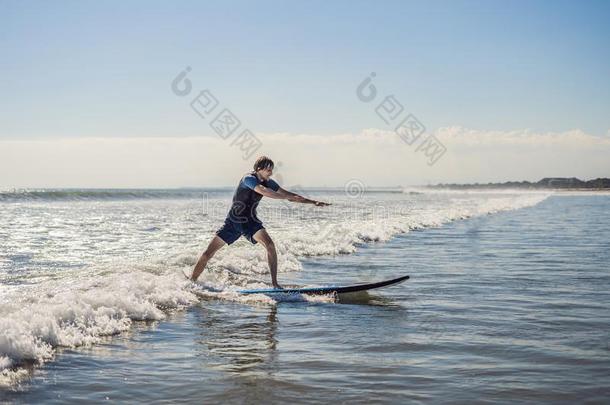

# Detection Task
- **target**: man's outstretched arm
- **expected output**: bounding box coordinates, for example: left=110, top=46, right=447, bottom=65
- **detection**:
left=253, top=185, right=330, bottom=206
left=276, top=186, right=331, bottom=206
left=253, top=184, right=286, bottom=199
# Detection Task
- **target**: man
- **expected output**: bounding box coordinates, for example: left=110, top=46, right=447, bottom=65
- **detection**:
left=189, top=156, right=331, bottom=288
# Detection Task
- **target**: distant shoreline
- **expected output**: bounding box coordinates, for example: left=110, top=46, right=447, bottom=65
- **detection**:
left=425, top=177, right=610, bottom=191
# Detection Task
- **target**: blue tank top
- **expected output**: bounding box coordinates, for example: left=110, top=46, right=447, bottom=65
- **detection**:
left=228, top=171, right=280, bottom=222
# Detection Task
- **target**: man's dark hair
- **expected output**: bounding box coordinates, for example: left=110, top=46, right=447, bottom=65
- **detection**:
left=253, top=156, right=274, bottom=171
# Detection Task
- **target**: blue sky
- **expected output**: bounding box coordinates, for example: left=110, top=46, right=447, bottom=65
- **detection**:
left=1, top=0, right=609, bottom=138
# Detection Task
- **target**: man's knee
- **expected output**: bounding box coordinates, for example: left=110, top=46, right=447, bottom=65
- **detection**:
left=264, top=239, right=275, bottom=252
left=202, top=246, right=220, bottom=260
left=203, top=248, right=217, bottom=259
left=197, top=251, right=209, bottom=264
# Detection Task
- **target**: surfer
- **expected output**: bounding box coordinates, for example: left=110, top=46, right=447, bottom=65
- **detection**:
left=189, top=156, right=331, bottom=288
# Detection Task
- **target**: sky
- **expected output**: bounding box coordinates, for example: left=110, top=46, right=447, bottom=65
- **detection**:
left=1, top=0, right=609, bottom=188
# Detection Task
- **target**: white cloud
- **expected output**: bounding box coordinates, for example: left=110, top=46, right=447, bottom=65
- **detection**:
left=1, top=127, right=609, bottom=188
left=435, top=126, right=610, bottom=147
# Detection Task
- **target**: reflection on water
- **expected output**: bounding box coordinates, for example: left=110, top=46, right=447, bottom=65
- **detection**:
left=337, top=291, right=399, bottom=306
left=194, top=303, right=278, bottom=375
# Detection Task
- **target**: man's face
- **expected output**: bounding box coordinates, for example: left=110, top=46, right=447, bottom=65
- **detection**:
left=258, top=167, right=273, bottom=180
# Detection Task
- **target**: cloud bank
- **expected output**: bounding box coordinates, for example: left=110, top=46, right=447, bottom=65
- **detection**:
left=1, top=127, right=609, bottom=188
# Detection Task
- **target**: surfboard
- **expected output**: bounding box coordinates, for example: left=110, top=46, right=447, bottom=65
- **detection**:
left=237, top=275, right=410, bottom=295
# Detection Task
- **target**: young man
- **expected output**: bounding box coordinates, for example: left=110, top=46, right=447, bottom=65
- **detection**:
left=190, top=156, right=331, bottom=288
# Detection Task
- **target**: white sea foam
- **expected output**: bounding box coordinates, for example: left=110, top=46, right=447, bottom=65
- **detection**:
left=0, top=271, right=199, bottom=384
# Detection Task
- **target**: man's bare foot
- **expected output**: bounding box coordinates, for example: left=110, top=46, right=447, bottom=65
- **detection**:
left=272, top=283, right=283, bottom=289
left=314, top=201, right=331, bottom=206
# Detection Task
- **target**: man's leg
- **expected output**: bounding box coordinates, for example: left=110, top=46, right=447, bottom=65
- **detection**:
left=252, top=229, right=281, bottom=288
left=191, top=235, right=226, bottom=282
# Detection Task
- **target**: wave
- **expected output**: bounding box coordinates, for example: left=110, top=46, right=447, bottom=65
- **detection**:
left=0, top=188, right=231, bottom=202
left=0, top=272, right=199, bottom=385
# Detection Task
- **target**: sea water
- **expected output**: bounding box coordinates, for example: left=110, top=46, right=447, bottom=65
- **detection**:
left=1, top=189, right=609, bottom=403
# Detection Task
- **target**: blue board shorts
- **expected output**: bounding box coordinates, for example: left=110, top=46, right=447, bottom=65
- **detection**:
left=216, top=217, right=264, bottom=245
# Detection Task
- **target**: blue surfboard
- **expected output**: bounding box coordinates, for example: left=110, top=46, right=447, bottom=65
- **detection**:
left=237, top=275, right=410, bottom=295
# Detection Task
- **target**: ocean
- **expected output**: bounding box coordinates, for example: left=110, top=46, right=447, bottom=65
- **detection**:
left=1, top=188, right=609, bottom=404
